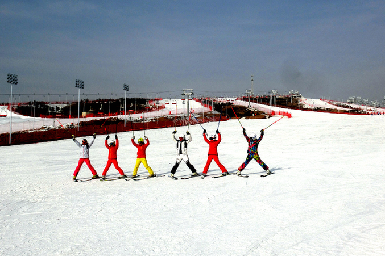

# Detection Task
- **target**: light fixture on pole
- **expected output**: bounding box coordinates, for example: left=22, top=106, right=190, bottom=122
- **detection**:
left=123, top=83, right=129, bottom=127
left=7, top=73, right=18, bottom=145
left=75, top=79, right=84, bottom=131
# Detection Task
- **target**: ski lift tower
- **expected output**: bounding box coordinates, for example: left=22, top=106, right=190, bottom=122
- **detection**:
left=251, top=75, right=254, bottom=95
left=182, top=89, right=193, bottom=121
left=246, top=89, right=252, bottom=108
left=7, top=73, right=18, bottom=145
left=75, top=79, right=84, bottom=131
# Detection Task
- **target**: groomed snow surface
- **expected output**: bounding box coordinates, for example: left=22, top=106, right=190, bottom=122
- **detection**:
left=1, top=110, right=385, bottom=255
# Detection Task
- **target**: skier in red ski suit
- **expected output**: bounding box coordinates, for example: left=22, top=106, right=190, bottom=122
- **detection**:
left=72, top=133, right=99, bottom=181
left=202, top=129, right=228, bottom=176
left=101, top=134, right=126, bottom=179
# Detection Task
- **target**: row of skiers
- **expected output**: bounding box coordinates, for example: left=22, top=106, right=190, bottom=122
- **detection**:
left=72, top=128, right=271, bottom=182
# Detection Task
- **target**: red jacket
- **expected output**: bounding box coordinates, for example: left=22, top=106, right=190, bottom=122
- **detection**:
left=105, top=139, right=119, bottom=159
left=131, top=138, right=150, bottom=158
left=203, top=132, right=221, bottom=155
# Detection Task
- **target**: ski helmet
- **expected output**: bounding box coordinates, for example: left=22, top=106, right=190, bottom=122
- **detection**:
left=179, top=136, right=185, bottom=141
left=82, top=139, right=88, bottom=145
left=209, top=134, right=216, bottom=140
left=250, top=133, right=257, bottom=140
left=138, top=137, right=144, bottom=143
left=109, top=141, right=116, bottom=146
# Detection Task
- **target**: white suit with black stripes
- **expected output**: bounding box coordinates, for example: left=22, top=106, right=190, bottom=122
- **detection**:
left=171, top=132, right=197, bottom=175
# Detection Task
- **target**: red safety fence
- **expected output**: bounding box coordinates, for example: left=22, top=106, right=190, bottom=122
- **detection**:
left=0, top=115, right=223, bottom=146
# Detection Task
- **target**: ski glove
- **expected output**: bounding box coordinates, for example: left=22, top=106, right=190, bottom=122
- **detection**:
left=260, top=129, right=264, bottom=135
left=115, top=134, right=118, bottom=139
left=216, top=129, right=219, bottom=134
left=172, top=130, right=177, bottom=134
left=93, top=133, right=96, bottom=139
left=186, top=131, right=190, bottom=135
left=106, top=135, right=110, bottom=140
left=203, top=129, right=206, bottom=134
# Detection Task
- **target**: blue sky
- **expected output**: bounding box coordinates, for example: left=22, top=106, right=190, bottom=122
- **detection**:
left=1, top=0, right=384, bottom=102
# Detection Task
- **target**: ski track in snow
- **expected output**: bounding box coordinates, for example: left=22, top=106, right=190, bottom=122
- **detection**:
left=1, top=109, right=385, bottom=255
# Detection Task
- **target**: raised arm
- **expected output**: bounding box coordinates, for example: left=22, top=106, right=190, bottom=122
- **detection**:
left=242, top=128, right=250, bottom=142
left=186, top=131, right=192, bottom=143
left=73, top=138, right=81, bottom=147
left=131, top=138, right=137, bottom=147
left=88, top=137, right=95, bottom=148
left=217, top=131, right=222, bottom=143
left=257, top=129, right=264, bottom=142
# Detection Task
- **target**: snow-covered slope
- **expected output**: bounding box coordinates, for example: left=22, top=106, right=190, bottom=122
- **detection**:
left=1, top=109, right=385, bottom=255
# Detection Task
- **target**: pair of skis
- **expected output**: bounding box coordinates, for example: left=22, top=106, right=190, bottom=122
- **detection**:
left=201, top=173, right=249, bottom=179
left=75, top=172, right=271, bottom=182
left=126, top=174, right=165, bottom=181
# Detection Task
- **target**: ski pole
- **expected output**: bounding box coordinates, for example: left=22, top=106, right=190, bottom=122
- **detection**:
left=142, top=114, right=145, bottom=136
left=264, top=116, right=284, bottom=130
left=100, top=117, right=109, bottom=135
left=191, top=112, right=205, bottom=130
left=231, top=107, right=243, bottom=129
left=217, top=108, right=223, bottom=130
left=175, top=104, right=177, bottom=131
left=55, top=119, right=73, bottom=135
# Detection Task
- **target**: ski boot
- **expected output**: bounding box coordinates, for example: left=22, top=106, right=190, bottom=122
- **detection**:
left=221, top=171, right=229, bottom=176
left=148, top=173, right=156, bottom=178
left=237, top=170, right=242, bottom=176
left=101, top=175, right=107, bottom=180
left=119, top=174, right=127, bottom=179
left=191, top=172, right=200, bottom=177
left=170, top=173, right=178, bottom=180
left=92, top=174, right=100, bottom=179
left=266, top=169, right=272, bottom=175
left=73, top=175, right=78, bottom=182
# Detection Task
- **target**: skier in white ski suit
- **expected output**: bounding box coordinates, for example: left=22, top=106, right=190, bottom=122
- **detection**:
left=72, top=133, right=99, bottom=180
left=170, top=131, right=198, bottom=178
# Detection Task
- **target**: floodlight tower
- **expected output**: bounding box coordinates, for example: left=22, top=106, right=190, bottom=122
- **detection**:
left=75, top=79, right=84, bottom=131
left=7, top=73, right=18, bottom=145
left=123, top=83, right=129, bottom=127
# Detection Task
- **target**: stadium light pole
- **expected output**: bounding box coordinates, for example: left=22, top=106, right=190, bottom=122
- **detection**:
left=123, top=84, right=129, bottom=127
left=75, top=79, right=84, bottom=131
left=7, top=73, right=18, bottom=145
